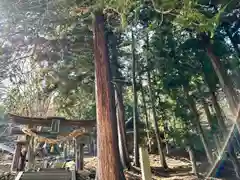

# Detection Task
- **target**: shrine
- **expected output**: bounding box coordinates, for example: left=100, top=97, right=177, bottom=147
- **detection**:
left=7, top=113, right=96, bottom=173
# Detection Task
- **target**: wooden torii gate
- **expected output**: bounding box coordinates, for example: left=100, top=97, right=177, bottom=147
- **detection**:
left=7, top=113, right=96, bottom=172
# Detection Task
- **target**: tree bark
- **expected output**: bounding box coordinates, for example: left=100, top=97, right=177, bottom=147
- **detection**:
left=93, top=11, right=124, bottom=180
left=146, top=34, right=168, bottom=169
left=131, top=29, right=140, bottom=167
left=204, top=40, right=240, bottom=178
left=206, top=46, right=239, bottom=116
left=186, top=144, right=198, bottom=176
left=210, top=91, right=227, bottom=133
left=107, top=26, right=130, bottom=170
left=115, top=84, right=130, bottom=169
left=140, top=79, right=151, bottom=151
left=201, top=97, right=221, bottom=153
left=146, top=70, right=168, bottom=169
left=198, top=53, right=228, bottom=133
left=183, top=86, right=213, bottom=164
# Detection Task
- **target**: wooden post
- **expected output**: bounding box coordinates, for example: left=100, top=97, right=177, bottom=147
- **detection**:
left=85, top=128, right=91, bottom=155
left=73, top=138, right=76, bottom=157
left=139, top=147, right=152, bottom=180
left=63, top=144, right=67, bottom=159
left=75, top=137, right=85, bottom=171
left=11, top=142, right=22, bottom=172
left=79, top=144, right=84, bottom=170
left=90, top=140, right=93, bottom=155
left=75, top=139, right=80, bottom=171
left=89, top=132, right=94, bottom=155
left=93, top=127, right=97, bottom=156
left=18, top=147, right=27, bottom=171
left=27, top=136, right=35, bottom=170
left=67, top=140, right=70, bottom=157
left=24, top=124, right=35, bottom=170
left=43, top=158, right=48, bottom=168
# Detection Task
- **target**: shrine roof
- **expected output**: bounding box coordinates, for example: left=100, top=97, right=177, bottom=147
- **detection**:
left=7, top=113, right=96, bottom=127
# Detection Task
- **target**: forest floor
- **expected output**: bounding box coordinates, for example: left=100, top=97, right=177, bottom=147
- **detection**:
left=83, top=155, right=198, bottom=180
left=83, top=152, right=224, bottom=180
left=0, top=150, right=230, bottom=180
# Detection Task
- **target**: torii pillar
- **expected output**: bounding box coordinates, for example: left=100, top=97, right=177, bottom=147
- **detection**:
left=75, top=135, right=89, bottom=171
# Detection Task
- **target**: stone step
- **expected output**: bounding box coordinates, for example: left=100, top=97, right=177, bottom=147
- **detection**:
left=20, top=169, right=72, bottom=180
left=23, top=172, right=70, bottom=176
left=38, top=168, right=66, bottom=172
left=21, top=174, right=71, bottom=180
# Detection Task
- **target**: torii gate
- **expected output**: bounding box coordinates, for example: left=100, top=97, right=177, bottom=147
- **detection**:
left=7, top=113, right=96, bottom=172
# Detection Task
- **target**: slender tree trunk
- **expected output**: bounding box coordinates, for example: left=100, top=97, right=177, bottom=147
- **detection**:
left=201, top=96, right=221, bottom=152
left=140, top=79, right=151, bottom=151
left=183, top=86, right=213, bottom=164
left=115, top=84, right=130, bottom=169
left=93, top=11, right=124, bottom=180
left=147, top=70, right=168, bottom=169
left=107, top=27, right=130, bottom=170
left=131, top=29, right=140, bottom=167
left=205, top=47, right=240, bottom=173
left=206, top=46, right=239, bottom=116
left=146, top=34, right=168, bottom=169
left=210, top=91, right=227, bottom=133
left=205, top=46, right=240, bottom=178
left=163, top=122, right=169, bottom=155
left=186, top=144, right=198, bottom=176
left=161, top=109, right=170, bottom=155
left=198, top=53, right=227, bottom=133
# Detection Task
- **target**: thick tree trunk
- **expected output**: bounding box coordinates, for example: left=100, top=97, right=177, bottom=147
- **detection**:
left=93, top=11, right=124, bottom=180
left=115, top=84, right=130, bottom=169
left=184, top=86, right=213, bottom=164
left=131, top=29, right=140, bottom=167
left=140, top=80, right=151, bottom=151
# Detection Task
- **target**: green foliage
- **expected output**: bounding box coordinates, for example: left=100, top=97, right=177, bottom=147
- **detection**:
left=54, top=87, right=96, bottom=119
left=0, top=2, right=239, bottom=175
left=174, top=0, right=231, bottom=37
